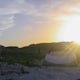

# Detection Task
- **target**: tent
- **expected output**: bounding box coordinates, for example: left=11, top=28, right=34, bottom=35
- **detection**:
left=45, top=51, right=77, bottom=64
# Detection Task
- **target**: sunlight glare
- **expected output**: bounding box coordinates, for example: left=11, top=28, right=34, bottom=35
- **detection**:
left=57, top=14, right=80, bottom=44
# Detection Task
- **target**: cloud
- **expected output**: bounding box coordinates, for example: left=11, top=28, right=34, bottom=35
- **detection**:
left=0, top=0, right=80, bottom=32
left=0, top=0, right=36, bottom=31
left=0, top=15, right=14, bottom=30
left=0, top=0, right=36, bottom=15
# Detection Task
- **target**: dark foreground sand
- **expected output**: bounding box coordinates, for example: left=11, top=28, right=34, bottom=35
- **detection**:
left=0, top=62, right=80, bottom=80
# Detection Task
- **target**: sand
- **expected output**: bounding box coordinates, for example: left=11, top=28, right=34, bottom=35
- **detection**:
left=0, top=62, right=80, bottom=80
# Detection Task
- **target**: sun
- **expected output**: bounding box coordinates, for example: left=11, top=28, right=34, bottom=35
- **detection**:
left=57, top=14, right=80, bottom=44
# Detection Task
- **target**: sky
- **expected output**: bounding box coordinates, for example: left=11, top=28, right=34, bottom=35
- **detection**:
left=0, top=0, right=80, bottom=47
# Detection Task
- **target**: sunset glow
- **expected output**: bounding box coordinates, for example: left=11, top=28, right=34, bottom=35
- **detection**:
left=57, top=14, right=80, bottom=44
left=0, top=0, right=80, bottom=47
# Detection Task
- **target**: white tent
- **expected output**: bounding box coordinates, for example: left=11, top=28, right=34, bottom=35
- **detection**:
left=45, top=51, right=77, bottom=64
